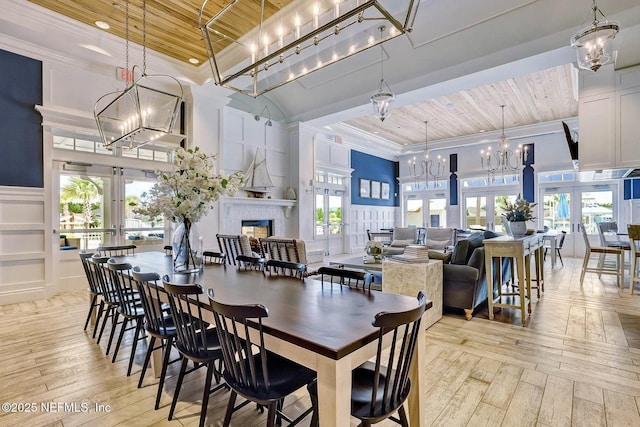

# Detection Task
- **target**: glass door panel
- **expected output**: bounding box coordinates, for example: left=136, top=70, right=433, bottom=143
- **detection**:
left=328, top=195, right=343, bottom=236
left=465, top=196, right=487, bottom=230
left=406, top=199, right=423, bottom=227
left=429, top=198, right=447, bottom=227
left=580, top=190, right=614, bottom=234
left=315, top=189, right=345, bottom=255
left=124, top=178, right=166, bottom=248
left=542, top=192, right=571, bottom=233
left=493, top=194, right=518, bottom=233
left=59, top=174, right=114, bottom=250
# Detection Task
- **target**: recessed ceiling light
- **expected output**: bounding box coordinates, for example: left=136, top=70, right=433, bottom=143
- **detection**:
left=373, top=131, right=380, bottom=134
left=479, top=129, right=486, bottom=133
left=95, top=21, right=110, bottom=30
left=188, top=58, right=200, bottom=64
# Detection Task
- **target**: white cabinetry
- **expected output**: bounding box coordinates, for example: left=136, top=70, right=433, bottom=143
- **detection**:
left=617, top=86, right=640, bottom=168
left=579, top=66, right=640, bottom=170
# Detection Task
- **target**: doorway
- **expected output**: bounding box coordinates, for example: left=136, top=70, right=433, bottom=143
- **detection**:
left=540, top=183, right=617, bottom=257
left=315, top=188, right=345, bottom=255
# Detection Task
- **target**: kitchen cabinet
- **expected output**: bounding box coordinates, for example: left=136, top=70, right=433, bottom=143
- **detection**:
left=579, top=66, right=640, bottom=171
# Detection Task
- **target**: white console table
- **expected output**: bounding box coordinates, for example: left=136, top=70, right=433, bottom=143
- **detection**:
left=382, top=259, right=443, bottom=329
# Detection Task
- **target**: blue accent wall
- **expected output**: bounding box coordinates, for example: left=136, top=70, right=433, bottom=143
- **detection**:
left=522, top=144, right=535, bottom=202
left=625, top=178, right=640, bottom=200
left=0, top=49, right=43, bottom=188
left=351, top=150, right=398, bottom=206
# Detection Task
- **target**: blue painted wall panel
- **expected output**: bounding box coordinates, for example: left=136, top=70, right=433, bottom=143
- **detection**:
left=351, top=151, right=398, bottom=206
left=0, top=49, right=43, bottom=187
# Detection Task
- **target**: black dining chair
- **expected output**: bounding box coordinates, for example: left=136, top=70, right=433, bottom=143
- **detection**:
left=107, top=259, right=146, bottom=376
left=131, top=270, right=180, bottom=409
left=317, top=266, right=373, bottom=290
left=544, top=231, right=567, bottom=266
left=203, top=250, right=226, bottom=265
left=90, top=255, right=123, bottom=352
left=236, top=254, right=266, bottom=271
left=264, top=259, right=305, bottom=280
left=208, top=289, right=316, bottom=427
left=79, top=251, right=104, bottom=337
left=308, top=291, right=426, bottom=427
left=162, top=280, right=226, bottom=427
left=96, top=244, right=137, bottom=257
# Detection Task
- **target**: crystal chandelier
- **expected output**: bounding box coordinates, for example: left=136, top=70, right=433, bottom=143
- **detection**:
left=94, top=0, right=183, bottom=150
left=480, top=105, right=528, bottom=183
left=570, top=0, right=619, bottom=72
left=199, top=0, right=421, bottom=98
left=422, top=121, right=446, bottom=186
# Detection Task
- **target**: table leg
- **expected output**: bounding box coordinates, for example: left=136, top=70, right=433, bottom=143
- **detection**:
left=486, top=249, right=495, bottom=320
left=407, top=323, right=426, bottom=427
left=550, top=237, right=557, bottom=268
left=525, top=254, right=532, bottom=312
left=316, top=354, right=352, bottom=427
left=516, top=254, right=527, bottom=326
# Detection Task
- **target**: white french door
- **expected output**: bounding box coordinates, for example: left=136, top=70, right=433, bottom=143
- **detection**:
left=54, top=162, right=167, bottom=252
left=405, top=193, right=448, bottom=227
left=463, top=189, right=519, bottom=233
left=315, top=188, right=345, bottom=255
left=540, top=183, right=618, bottom=257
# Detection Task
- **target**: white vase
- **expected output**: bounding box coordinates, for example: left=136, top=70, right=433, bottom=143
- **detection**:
left=172, top=220, right=203, bottom=273
left=509, top=221, right=527, bottom=236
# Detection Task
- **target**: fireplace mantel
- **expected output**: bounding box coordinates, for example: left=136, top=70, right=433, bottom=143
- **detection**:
left=221, top=197, right=297, bottom=218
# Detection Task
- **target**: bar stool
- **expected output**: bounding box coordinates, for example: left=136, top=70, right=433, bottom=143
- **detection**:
left=579, top=224, right=624, bottom=288
left=628, top=224, right=640, bottom=294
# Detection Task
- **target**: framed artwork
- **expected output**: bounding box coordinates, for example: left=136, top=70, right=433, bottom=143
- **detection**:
left=371, top=181, right=381, bottom=199
left=360, top=179, right=370, bottom=198
left=381, top=182, right=390, bottom=199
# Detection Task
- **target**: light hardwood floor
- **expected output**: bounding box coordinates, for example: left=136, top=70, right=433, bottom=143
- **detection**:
left=1, top=256, right=640, bottom=426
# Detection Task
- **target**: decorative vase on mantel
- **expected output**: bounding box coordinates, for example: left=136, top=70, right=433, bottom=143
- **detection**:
left=172, top=220, right=203, bottom=273
left=508, top=221, right=527, bottom=237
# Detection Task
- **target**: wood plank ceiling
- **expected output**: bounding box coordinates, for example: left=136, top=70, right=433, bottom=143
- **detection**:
left=27, top=1, right=579, bottom=147
left=27, top=0, right=293, bottom=66
left=343, top=63, right=579, bottom=147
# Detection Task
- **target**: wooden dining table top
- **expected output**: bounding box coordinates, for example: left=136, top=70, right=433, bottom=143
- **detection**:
left=113, top=251, right=430, bottom=361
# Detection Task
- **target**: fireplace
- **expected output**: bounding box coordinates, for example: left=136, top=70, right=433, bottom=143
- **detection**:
left=241, top=220, right=273, bottom=239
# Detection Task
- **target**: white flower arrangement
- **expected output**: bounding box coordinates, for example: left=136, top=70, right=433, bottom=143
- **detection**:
left=366, top=240, right=384, bottom=251
left=134, top=146, right=243, bottom=223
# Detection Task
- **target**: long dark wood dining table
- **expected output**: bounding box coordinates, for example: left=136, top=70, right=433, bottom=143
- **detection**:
left=113, top=251, right=431, bottom=426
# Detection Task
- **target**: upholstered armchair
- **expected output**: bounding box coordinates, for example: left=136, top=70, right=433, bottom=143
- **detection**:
left=425, top=227, right=454, bottom=251
left=382, top=226, right=418, bottom=256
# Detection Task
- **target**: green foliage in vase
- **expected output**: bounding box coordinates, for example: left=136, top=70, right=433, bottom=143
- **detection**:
left=503, top=196, right=537, bottom=222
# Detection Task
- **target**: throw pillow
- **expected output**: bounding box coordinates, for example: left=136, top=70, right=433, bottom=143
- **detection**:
left=451, top=240, right=470, bottom=265
left=390, top=239, right=414, bottom=247
left=465, top=232, right=485, bottom=264
left=483, top=230, right=501, bottom=239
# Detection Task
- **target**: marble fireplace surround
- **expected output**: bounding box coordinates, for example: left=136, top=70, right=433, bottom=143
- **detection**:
left=220, top=197, right=296, bottom=237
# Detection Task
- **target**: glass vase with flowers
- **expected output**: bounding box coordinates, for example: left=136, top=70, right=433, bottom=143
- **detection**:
left=134, top=147, right=243, bottom=272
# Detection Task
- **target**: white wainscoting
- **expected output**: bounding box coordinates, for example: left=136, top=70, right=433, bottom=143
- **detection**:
left=0, top=186, right=47, bottom=304
left=350, top=205, right=397, bottom=253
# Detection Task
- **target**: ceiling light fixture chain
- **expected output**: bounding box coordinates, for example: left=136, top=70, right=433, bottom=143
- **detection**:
left=570, top=0, right=619, bottom=72
left=125, top=0, right=129, bottom=87
left=142, top=0, right=147, bottom=74
left=480, top=104, right=528, bottom=184
left=94, top=0, right=184, bottom=150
